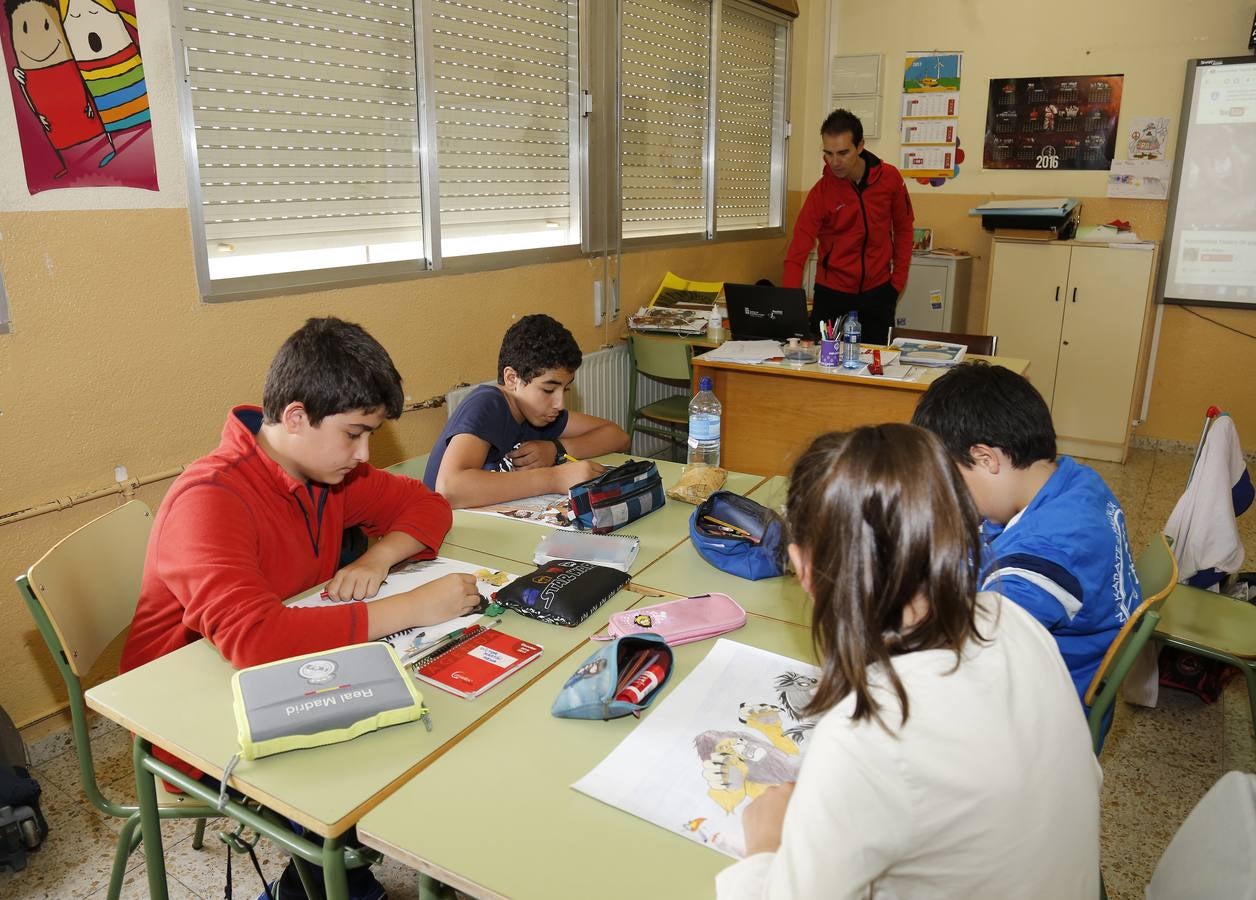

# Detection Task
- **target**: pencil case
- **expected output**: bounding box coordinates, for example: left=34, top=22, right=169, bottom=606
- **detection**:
left=592, top=592, right=746, bottom=646
left=690, top=491, right=786, bottom=580
left=568, top=459, right=666, bottom=533
left=551, top=633, right=674, bottom=720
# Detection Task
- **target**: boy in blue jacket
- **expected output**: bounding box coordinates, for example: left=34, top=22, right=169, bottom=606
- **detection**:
left=912, top=362, right=1141, bottom=723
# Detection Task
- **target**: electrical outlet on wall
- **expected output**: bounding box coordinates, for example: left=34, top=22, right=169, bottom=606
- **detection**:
left=592, top=280, right=604, bottom=326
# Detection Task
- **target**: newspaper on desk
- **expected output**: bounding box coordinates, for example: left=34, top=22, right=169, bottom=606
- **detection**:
left=627, top=306, right=708, bottom=335
left=890, top=337, right=967, bottom=367
left=700, top=340, right=783, bottom=364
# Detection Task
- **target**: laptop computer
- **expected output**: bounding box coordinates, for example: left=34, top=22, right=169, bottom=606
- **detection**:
left=723, top=283, right=810, bottom=342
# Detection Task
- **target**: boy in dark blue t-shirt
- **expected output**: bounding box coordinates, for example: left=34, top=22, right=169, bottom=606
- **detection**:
left=424, top=314, right=629, bottom=508
left=912, top=362, right=1141, bottom=737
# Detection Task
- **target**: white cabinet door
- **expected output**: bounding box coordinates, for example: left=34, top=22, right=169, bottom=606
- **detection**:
left=1052, top=247, right=1155, bottom=446
left=986, top=241, right=1071, bottom=402
left=897, top=260, right=951, bottom=330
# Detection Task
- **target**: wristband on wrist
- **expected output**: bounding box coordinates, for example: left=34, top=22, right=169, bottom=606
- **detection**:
left=553, top=439, right=567, bottom=465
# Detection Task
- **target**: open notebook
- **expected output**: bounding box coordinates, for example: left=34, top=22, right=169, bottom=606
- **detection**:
left=289, top=557, right=518, bottom=664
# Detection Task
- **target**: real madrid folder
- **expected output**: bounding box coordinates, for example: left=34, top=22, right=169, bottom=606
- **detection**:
left=230, top=642, right=425, bottom=761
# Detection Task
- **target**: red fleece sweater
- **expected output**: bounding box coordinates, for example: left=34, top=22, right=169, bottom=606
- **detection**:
left=783, top=150, right=915, bottom=295
left=121, top=406, right=452, bottom=673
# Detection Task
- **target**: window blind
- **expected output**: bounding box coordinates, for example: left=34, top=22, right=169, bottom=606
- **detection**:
left=619, top=0, right=710, bottom=240
left=426, top=0, right=579, bottom=257
left=715, top=3, right=787, bottom=231
left=181, top=0, right=425, bottom=279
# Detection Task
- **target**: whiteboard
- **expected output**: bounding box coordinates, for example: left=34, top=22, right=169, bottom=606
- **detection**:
left=1158, top=56, right=1256, bottom=310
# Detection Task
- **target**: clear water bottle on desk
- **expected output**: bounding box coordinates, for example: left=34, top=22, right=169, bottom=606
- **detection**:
left=841, top=311, right=862, bottom=369
left=707, top=306, right=724, bottom=342
left=687, top=376, right=722, bottom=468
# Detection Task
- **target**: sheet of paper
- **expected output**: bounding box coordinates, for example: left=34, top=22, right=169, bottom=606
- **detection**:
left=700, top=340, right=784, bottom=363
left=900, top=117, right=957, bottom=144
left=572, top=640, right=820, bottom=859
left=463, top=493, right=578, bottom=530
left=290, top=557, right=519, bottom=659
left=1106, top=159, right=1171, bottom=200
left=901, top=91, right=959, bottom=118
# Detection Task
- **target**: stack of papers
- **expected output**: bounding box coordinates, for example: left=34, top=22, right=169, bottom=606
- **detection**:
left=890, top=337, right=967, bottom=367
left=628, top=306, right=708, bottom=335
left=700, top=340, right=782, bottom=363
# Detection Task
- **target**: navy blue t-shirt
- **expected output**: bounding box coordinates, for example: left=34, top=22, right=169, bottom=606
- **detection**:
left=423, top=384, right=568, bottom=489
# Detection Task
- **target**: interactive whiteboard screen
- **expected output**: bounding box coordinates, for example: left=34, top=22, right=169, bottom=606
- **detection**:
left=1159, top=57, right=1256, bottom=310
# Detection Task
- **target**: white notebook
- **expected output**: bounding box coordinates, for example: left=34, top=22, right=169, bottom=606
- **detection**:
left=533, top=530, right=640, bottom=572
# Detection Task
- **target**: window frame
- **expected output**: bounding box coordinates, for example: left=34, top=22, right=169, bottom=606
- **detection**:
left=174, top=0, right=790, bottom=302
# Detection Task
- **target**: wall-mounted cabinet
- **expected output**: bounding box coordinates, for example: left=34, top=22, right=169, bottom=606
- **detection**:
left=985, top=239, right=1158, bottom=462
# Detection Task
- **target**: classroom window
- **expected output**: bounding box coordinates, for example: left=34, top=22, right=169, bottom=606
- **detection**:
left=177, top=0, right=790, bottom=298
left=180, top=0, right=426, bottom=285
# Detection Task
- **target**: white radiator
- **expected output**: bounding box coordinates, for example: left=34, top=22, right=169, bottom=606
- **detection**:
left=445, top=344, right=686, bottom=459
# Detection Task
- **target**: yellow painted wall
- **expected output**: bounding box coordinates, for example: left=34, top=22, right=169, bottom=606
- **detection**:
left=810, top=0, right=1256, bottom=448
left=0, top=1, right=820, bottom=726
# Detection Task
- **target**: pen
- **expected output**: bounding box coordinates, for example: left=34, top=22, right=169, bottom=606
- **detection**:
left=562, top=453, right=580, bottom=464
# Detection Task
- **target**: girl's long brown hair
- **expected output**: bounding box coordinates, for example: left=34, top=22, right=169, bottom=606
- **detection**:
left=786, top=424, right=985, bottom=730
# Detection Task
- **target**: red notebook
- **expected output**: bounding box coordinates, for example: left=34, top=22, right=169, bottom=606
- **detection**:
left=414, top=627, right=543, bottom=698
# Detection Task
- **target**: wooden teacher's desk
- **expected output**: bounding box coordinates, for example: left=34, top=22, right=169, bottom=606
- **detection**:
left=691, top=354, right=1030, bottom=475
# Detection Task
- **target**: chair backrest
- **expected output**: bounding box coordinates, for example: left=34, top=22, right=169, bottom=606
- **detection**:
left=1083, top=533, right=1178, bottom=750
left=887, top=327, right=998, bottom=357
left=20, top=500, right=154, bottom=678
left=629, top=333, right=694, bottom=382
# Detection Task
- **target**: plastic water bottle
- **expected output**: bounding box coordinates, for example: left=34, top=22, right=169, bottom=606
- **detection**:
left=707, top=306, right=724, bottom=342
left=687, top=377, right=722, bottom=467
left=841, top=311, right=862, bottom=369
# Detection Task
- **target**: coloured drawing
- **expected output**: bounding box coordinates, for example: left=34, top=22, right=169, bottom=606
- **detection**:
left=573, top=639, right=818, bottom=859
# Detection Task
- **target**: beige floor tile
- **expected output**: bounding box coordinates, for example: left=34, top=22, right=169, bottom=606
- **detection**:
left=375, top=855, right=424, bottom=899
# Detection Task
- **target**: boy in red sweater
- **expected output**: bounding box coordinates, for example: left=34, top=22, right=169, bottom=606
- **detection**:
left=121, top=317, right=471, bottom=900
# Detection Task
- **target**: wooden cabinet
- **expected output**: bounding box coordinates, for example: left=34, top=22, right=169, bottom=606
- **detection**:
left=985, top=239, right=1157, bottom=462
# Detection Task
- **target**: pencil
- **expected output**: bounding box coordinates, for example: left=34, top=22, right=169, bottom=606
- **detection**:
left=562, top=453, right=580, bottom=464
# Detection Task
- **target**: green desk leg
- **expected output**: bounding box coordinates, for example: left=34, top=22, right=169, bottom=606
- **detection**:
left=133, top=736, right=170, bottom=900
left=323, top=833, right=349, bottom=900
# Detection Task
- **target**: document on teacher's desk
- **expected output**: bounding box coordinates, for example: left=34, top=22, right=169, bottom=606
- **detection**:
left=700, top=340, right=783, bottom=363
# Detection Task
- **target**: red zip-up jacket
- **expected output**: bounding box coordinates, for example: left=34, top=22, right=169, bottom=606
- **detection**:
left=121, top=407, right=452, bottom=781
left=783, top=150, right=915, bottom=295
left=122, top=406, right=452, bottom=675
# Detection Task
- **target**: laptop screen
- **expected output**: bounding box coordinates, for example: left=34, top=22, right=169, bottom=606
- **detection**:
left=723, top=283, right=810, bottom=342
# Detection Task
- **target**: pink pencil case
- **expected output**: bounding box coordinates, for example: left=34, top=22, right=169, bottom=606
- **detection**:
left=593, top=592, right=746, bottom=646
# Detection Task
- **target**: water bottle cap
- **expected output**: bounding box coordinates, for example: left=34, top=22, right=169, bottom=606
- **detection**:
left=847, top=310, right=859, bottom=320
left=699, top=377, right=713, bottom=391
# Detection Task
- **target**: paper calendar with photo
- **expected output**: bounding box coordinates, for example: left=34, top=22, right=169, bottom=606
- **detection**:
left=572, top=640, right=819, bottom=859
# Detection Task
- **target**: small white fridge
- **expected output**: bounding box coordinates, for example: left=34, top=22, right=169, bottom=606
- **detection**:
left=894, top=254, right=972, bottom=332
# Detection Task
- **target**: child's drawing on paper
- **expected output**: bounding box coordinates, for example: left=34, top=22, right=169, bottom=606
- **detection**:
left=2, top=0, right=156, bottom=192
left=573, top=640, right=819, bottom=859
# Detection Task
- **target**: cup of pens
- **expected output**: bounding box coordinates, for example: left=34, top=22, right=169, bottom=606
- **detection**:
left=818, top=337, right=840, bottom=367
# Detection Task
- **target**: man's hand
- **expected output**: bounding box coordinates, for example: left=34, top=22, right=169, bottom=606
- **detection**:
left=551, top=459, right=606, bottom=491
left=506, top=440, right=558, bottom=470
left=409, top=573, right=481, bottom=623
left=742, top=782, right=795, bottom=856
left=324, top=555, right=391, bottom=601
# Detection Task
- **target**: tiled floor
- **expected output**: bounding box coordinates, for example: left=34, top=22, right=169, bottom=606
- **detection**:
left=3, top=447, right=1253, bottom=900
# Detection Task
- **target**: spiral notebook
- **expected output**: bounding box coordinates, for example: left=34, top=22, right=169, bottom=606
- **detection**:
left=533, top=530, right=640, bottom=572
left=414, top=625, right=543, bottom=699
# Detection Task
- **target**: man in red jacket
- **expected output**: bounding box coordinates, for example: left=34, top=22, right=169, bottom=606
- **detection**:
left=783, top=109, right=915, bottom=344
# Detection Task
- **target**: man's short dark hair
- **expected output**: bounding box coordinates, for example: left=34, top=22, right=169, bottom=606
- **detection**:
left=821, top=108, right=864, bottom=145
left=497, top=314, right=582, bottom=384
left=262, top=317, right=404, bottom=425
left=910, top=361, right=1056, bottom=469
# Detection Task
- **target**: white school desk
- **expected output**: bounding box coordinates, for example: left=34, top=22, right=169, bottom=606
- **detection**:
left=83, top=548, right=659, bottom=900
left=421, top=453, right=766, bottom=574
left=356, top=614, right=816, bottom=900
left=629, top=474, right=811, bottom=626
left=690, top=354, right=1030, bottom=475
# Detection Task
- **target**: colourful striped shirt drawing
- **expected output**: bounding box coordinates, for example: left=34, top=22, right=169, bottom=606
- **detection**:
left=78, top=45, right=149, bottom=132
